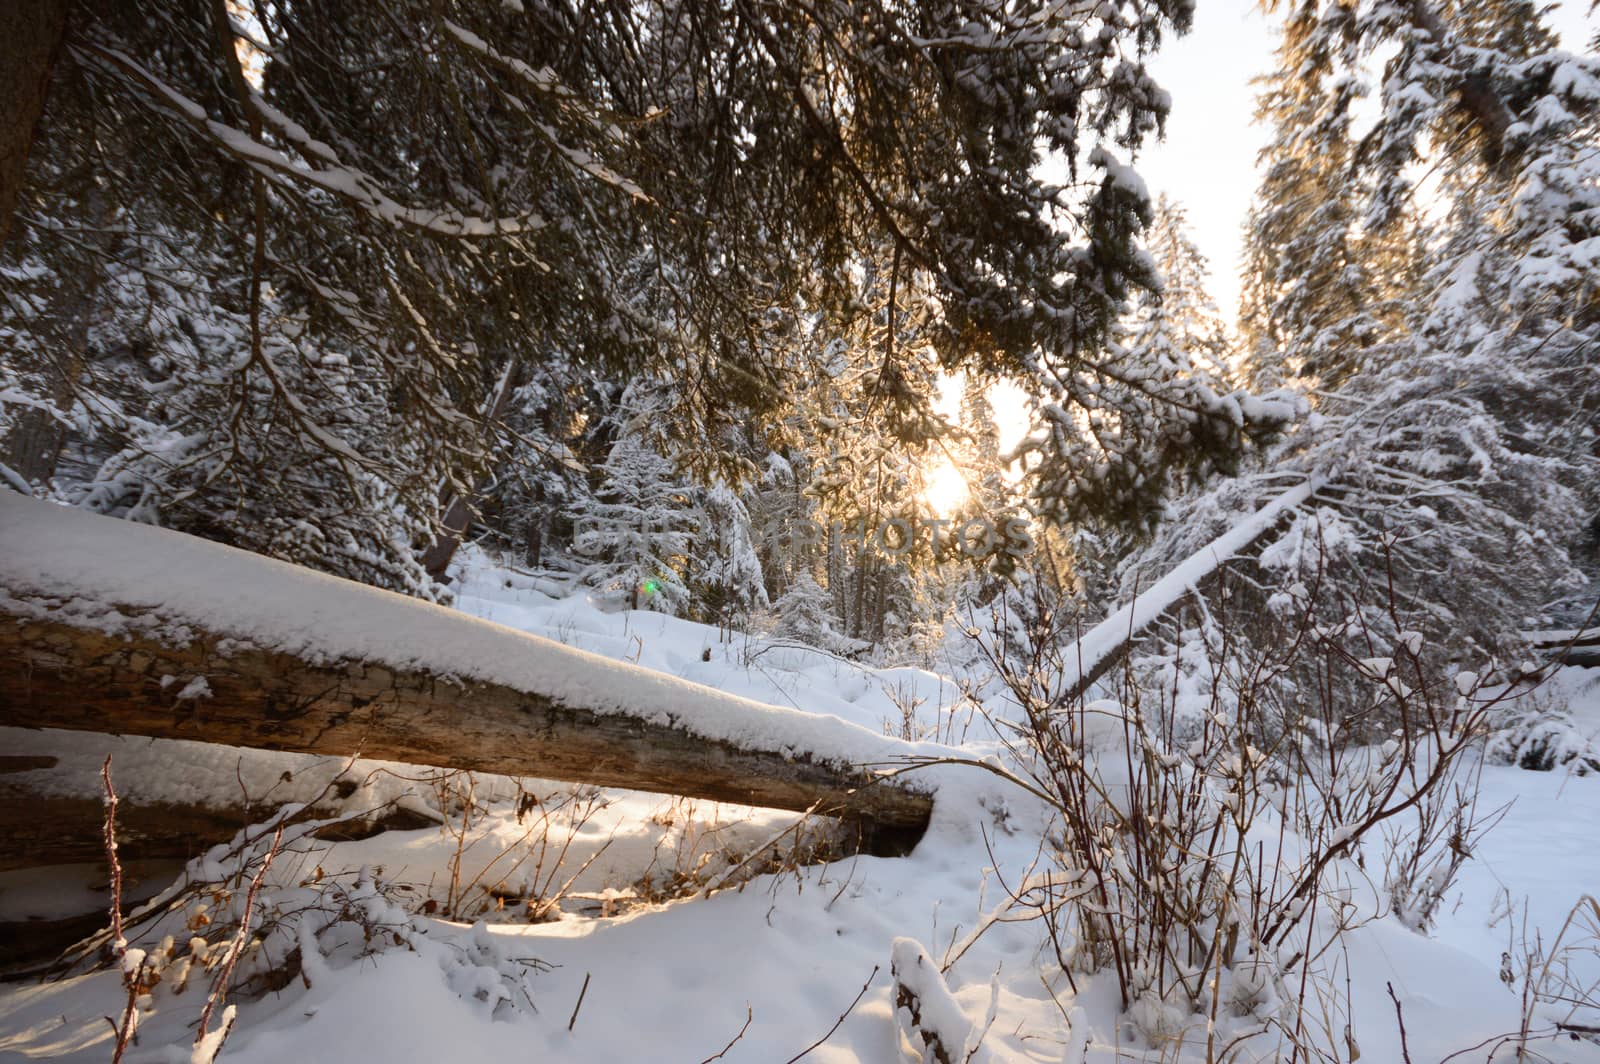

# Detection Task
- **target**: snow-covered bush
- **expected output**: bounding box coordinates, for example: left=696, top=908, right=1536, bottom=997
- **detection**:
left=1485, top=670, right=1600, bottom=774
left=1487, top=709, right=1599, bottom=774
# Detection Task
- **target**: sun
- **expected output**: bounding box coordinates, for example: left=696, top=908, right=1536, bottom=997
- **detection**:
left=923, top=453, right=971, bottom=518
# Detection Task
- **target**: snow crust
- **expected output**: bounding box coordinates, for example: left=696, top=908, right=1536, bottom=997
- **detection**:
left=3, top=528, right=1598, bottom=1063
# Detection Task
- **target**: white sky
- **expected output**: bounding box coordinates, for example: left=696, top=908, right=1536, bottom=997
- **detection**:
left=1134, top=0, right=1595, bottom=324
left=1135, top=0, right=1277, bottom=322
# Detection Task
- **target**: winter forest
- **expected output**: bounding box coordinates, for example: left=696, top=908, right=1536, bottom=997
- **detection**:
left=1, top=0, right=1598, bottom=1060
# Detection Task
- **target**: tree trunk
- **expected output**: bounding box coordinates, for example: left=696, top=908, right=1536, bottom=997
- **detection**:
left=0, top=776, right=436, bottom=872
left=1062, top=477, right=1322, bottom=703
left=4, top=177, right=102, bottom=487
left=1524, top=627, right=1600, bottom=670
left=0, top=495, right=934, bottom=851
left=852, top=553, right=870, bottom=641
left=0, top=611, right=932, bottom=843
left=0, top=0, right=69, bottom=251
left=523, top=483, right=546, bottom=567
left=872, top=563, right=888, bottom=646
left=420, top=358, right=523, bottom=582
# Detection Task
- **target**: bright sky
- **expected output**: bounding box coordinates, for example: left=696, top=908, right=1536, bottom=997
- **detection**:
left=1135, top=0, right=1596, bottom=325
left=1135, top=0, right=1276, bottom=322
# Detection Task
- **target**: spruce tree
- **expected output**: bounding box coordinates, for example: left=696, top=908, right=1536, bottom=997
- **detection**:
left=571, top=389, right=696, bottom=614
left=1121, top=196, right=1236, bottom=395
left=1135, top=0, right=1598, bottom=683
left=690, top=482, right=768, bottom=627
left=3, top=0, right=1295, bottom=595
left=1240, top=0, right=1412, bottom=388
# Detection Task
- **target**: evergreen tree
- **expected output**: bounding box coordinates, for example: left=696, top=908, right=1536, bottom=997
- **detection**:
left=1240, top=0, right=1413, bottom=388
left=1025, top=181, right=1301, bottom=527
left=3, top=0, right=1279, bottom=594
left=689, top=482, right=768, bottom=627
left=774, top=570, right=860, bottom=655
left=1129, top=197, right=1235, bottom=391
left=1129, top=0, right=1598, bottom=693
left=571, top=390, right=696, bottom=614
left=488, top=361, right=597, bottom=569
left=2, top=207, right=449, bottom=594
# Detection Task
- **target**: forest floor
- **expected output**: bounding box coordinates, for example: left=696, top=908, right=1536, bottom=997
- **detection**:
left=1, top=547, right=1598, bottom=1062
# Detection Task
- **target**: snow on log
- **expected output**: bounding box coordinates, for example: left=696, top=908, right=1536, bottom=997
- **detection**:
left=0, top=731, right=441, bottom=871
left=1064, top=477, right=1322, bottom=701
left=1521, top=627, right=1600, bottom=670
left=0, top=494, right=935, bottom=839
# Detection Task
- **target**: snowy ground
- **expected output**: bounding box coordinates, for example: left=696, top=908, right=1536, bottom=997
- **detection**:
left=2, top=547, right=1598, bottom=1062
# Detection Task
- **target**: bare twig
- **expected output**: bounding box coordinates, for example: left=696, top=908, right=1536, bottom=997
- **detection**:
left=194, top=822, right=286, bottom=1060
left=1387, top=982, right=1413, bottom=1064
left=567, top=971, right=591, bottom=1032
left=698, top=1005, right=754, bottom=1063
left=102, top=755, right=141, bottom=1064
left=783, top=964, right=879, bottom=1063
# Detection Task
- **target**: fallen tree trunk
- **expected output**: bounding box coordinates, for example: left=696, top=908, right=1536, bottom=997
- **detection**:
left=0, top=764, right=437, bottom=873
left=1063, top=476, right=1323, bottom=703
left=1523, top=627, right=1600, bottom=671
left=0, top=494, right=935, bottom=850
left=0, top=792, right=436, bottom=872
left=0, top=783, right=241, bottom=872
left=0, top=728, right=453, bottom=873
left=0, top=859, right=183, bottom=976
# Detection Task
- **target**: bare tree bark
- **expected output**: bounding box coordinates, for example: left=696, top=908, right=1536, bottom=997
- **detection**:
left=0, top=611, right=932, bottom=840
left=421, top=358, right=523, bottom=582
left=0, top=0, right=69, bottom=251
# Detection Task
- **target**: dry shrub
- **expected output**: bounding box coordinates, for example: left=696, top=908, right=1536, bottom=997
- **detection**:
left=75, top=765, right=550, bottom=1063
left=427, top=771, right=612, bottom=921
left=1496, top=894, right=1600, bottom=1060
left=964, top=545, right=1520, bottom=1059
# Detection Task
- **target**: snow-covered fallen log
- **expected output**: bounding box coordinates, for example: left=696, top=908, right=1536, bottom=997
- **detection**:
left=1064, top=476, right=1322, bottom=701
left=0, top=734, right=440, bottom=872
left=0, top=495, right=934, bottom=844
left=1522, top=626, right=1600, bottom=670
